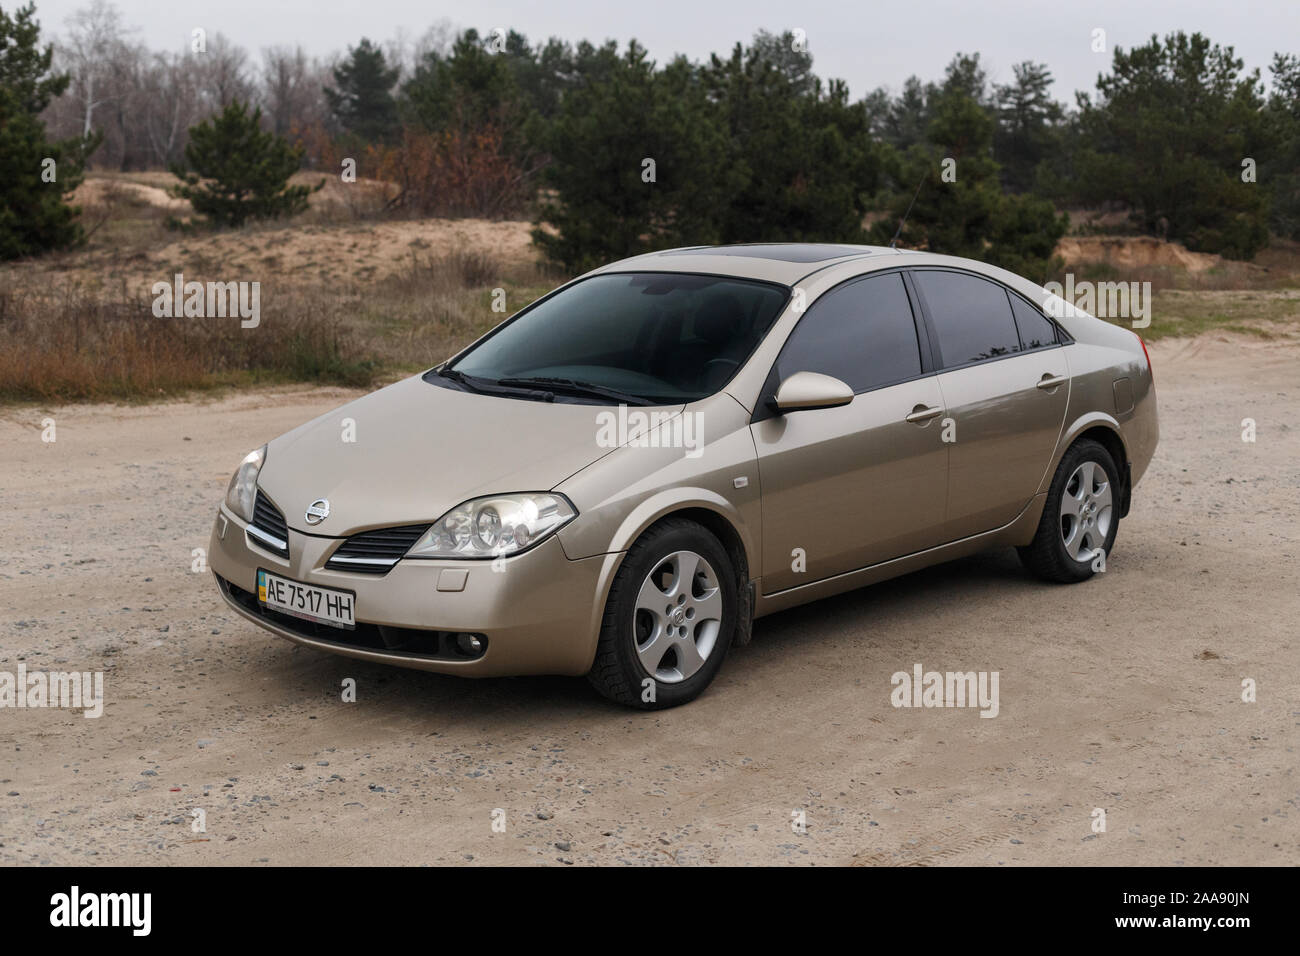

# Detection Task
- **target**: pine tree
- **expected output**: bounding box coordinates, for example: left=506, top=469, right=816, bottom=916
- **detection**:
left=325, top=38, right=399, bottom=143
left=870, top=82, right=1067, bottom=280
left=994, top=62, right=1064, bottom=194
left=1073, top=32, right=1270, bottom=259
left=703, top=33, right=880, bottom=245
left=403, top=30, right=515, bottom=132
left=1265, top=53, right=1300, bottom=240
left=532, top=42, right=737, bottom=273
left=169, top=100, right=321, bottom=228
left=0, top=2, right=97, bottom=260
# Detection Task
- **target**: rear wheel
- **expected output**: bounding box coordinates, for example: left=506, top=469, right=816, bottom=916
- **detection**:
left=1018, top=439, right=1120, bottom=583
left=587, top=519, right=736, bottom=709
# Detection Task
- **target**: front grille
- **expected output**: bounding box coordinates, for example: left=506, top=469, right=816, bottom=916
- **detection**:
left=326, top=523, right=429, bottom=574
left=247, top=490, right=289, bottom=557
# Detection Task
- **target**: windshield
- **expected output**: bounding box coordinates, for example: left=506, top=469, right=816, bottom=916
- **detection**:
left=442, top=272, right=789, bottom=405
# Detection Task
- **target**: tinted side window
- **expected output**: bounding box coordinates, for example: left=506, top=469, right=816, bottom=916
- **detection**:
left=1009, top=294, right=1059, bottom=350
left=914, top=271, right=1021, bottom=367
left=776, top=273, right=922, bottom=393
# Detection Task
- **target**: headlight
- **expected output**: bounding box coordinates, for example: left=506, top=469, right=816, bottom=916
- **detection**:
left=406, top=493, right=576, bottom=559
left=224, top=445, right=266, bottom=522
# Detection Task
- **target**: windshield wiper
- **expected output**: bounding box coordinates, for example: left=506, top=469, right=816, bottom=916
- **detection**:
left=436, top=367, right=554, bottom=400
left=436, top=367, right=479, bottom=390
left=495, top=376, right=656, bottom=406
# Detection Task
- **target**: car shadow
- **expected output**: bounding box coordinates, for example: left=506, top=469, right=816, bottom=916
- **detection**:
left=746, top=546, right=1032, bottom=651
left=257, top=547, right=1035, bottom=723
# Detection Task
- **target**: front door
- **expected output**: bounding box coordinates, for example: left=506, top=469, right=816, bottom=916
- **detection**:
left=752, top=271, right=949, bottom=594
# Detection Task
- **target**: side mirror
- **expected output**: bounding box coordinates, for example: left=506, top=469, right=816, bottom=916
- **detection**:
left=772, top=371, right=854, bottom=413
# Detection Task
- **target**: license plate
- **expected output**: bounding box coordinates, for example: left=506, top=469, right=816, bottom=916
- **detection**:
left=257, top=569, right=355, bottom=630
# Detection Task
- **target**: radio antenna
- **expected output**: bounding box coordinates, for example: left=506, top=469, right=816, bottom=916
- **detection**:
left=890, top=170, right=927, bottom=249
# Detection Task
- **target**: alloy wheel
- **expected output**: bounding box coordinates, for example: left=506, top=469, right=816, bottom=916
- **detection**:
left=1059, top=460, right=1113, bottom=563
left=632, top=550, right=723, bottom=683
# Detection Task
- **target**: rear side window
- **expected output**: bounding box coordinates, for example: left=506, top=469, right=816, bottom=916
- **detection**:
left=775, top=272, right=922, bottom=393
left=1009, top=294, right=1059, bottom=350
left=914, top=271, right=1021, bottom=367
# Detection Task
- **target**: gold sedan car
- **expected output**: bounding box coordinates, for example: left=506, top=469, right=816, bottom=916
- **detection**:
left=210, top=244, right=1158, bottom=708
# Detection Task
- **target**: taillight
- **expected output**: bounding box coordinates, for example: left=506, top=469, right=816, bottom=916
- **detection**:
left=1138, top=334, right=1153, bottom=384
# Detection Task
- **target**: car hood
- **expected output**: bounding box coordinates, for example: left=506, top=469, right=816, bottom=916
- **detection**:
left=257, top=374, right=682, bottom=535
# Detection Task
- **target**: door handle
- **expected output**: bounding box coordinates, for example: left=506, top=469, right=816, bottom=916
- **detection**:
left=905, top=404, right=944, bottom=423
left=1036, top=374, right=1067, bottom=390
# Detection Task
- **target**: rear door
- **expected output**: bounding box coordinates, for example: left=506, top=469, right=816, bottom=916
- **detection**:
left=909, top=269, right=1070, bottom=541
left=751, top=271, right=949, bottom=593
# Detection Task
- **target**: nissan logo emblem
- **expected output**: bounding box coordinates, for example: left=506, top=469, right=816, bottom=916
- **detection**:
left=304, top=498, right=330, bottom=525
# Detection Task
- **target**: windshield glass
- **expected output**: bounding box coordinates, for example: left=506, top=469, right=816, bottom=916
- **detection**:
left=444, top=272, right=789, bottom=404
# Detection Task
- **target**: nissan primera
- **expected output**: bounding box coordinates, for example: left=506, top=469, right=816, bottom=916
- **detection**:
left=211, top=244, right=1158, bottom=708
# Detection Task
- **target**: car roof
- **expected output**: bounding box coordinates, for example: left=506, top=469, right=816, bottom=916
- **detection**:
left=592, top=243, right=915, bottom=286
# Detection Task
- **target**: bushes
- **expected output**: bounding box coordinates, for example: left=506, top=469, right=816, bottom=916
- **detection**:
left=367, top=119, right=535, bottom=218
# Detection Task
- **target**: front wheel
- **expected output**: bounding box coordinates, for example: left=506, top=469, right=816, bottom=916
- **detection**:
left=587, top=518, right=737, bottom=709
left=1018, top=439, right=1120, bottom=583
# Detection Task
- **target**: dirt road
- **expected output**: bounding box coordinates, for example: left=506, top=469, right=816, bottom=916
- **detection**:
left=2, top=334, right=1297, bottom=866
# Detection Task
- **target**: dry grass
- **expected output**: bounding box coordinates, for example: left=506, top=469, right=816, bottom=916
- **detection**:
left=0, top=280, right=375, bottom=402
left=1139, top=288, right=1300, bottom=341
left=1044, top=237, right=1300, bottom=340
left=0, top=245, right=560, bottom=403
left=2, top=171, right=553, bottom=403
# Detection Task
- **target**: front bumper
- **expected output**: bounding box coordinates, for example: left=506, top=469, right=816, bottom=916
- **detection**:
left=208, top=506, right=621, bottom=677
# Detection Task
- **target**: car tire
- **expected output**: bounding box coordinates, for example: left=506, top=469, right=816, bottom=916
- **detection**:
left=587, top=518, right=737, bottom=709
left=1017, top=439, right=1121, bottom=583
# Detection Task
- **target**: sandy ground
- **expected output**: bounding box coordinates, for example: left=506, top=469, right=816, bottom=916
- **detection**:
left=1, top=333, right=1297, bottom=866
left=12, top=172, right=542, bottom=291
left=1056, top=235, right=1224, bottom=272
left=12, top=216, right=540, bottom=290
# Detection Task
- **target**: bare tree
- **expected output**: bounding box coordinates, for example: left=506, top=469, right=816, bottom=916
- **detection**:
left=140, top=51, right=199, bottom=167
left=193, top=32, right=254, bottom=112
left=416, top=19, right=457, bottom=62
left=40, top=8, right=467, bottom=174
left=387, top=19, right=455, bottom=78
left=262, top=45, right=326, bottom=137
left=104, top=39, right=145, bottom=169
left=61, top=0, right=130, bottom=136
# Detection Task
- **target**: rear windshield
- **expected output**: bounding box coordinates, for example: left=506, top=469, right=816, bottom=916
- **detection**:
left=444, top=272, right=789, bottom=404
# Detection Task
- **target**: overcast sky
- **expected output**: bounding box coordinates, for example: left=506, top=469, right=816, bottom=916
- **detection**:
left=27, top=0, right=1298, bottom=101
